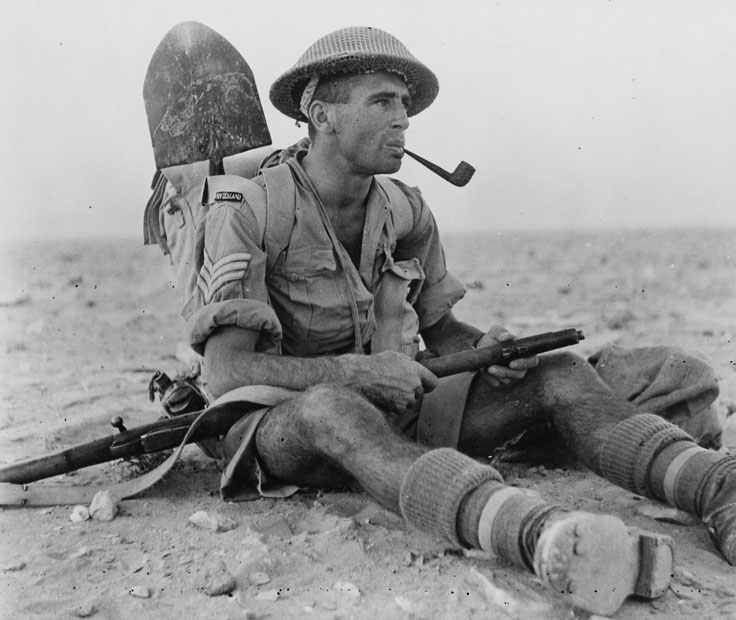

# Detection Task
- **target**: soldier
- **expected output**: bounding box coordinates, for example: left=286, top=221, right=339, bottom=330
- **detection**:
left=160, top=27, right=734, bottom=615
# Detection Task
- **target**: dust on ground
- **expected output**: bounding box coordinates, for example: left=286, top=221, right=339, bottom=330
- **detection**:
left=1, top=230, right=735, bottom=620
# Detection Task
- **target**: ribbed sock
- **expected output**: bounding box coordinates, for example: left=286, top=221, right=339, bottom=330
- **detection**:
left=399, top=448, right=503, bottom=546
left=598, top=413, right=692, bottom=496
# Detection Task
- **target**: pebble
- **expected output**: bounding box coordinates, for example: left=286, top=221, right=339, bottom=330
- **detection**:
left=0, top=560, right=26, bottom=572
left=189, top=510, right=238, bottom=533
left=73, top=602, right=98, bottom=617
left=248, top=572, right=271, bottom=585
left=201, top=560, right=237, bottom=596
left=70, top=505, right=90, bottom=523
left=636, top=503, right=696, bottom=525
left=394, top=595, right=416, bottom=614
left=129, top=585, right=152, bottom=598
left=255, top=589, right=280, bottom=602
left=89, top=491, right=118, bottom=522
left=69, top=546, right=91, bottom=559
left=333, top=581, right=361, bottom=598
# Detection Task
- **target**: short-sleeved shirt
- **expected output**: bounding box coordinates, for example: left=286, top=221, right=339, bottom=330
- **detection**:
left=185, top=153, right=465, bottom=357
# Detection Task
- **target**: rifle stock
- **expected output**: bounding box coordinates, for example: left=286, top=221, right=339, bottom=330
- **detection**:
left=0, top=328, right=584, bottom=486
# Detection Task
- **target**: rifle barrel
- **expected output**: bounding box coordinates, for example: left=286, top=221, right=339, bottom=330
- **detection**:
left=420, top=328, right=584, bottom=378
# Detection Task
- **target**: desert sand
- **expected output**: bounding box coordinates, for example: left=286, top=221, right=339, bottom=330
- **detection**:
left=1, top=229, right=734, bottom=619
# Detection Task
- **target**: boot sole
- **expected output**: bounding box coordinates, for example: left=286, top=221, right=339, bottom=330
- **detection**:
left=533, top=512, right=674, bottom=615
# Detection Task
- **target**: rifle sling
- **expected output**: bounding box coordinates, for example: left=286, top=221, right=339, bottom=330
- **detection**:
left=0, top=406, right=212, bottom=507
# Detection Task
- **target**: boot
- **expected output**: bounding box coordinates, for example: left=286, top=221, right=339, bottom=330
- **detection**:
left=533, top=511, right=673, bottom=616
left=599, top=413, right=736, bottom=564
left=465, top=484, right=673, bottom=616
left=399, top=448, right=673, bottom=615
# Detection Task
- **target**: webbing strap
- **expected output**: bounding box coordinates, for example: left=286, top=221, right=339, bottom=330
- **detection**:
left=260, top=164, right=297, bottom=275
left=375, top=176, right=414, bottom=240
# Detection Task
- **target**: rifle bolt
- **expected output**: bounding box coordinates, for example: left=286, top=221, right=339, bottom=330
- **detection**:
left=111, top=416, right=127, bottom=433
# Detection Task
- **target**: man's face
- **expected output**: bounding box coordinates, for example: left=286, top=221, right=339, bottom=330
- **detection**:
left=329, top=71, right=411, bottom=176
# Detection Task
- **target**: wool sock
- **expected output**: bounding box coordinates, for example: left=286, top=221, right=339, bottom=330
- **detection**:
left=458, top=482, right=561, bottom=568
left=399, top=448, right=503, bottom=546
left=598, top=413, right=736, bottom=564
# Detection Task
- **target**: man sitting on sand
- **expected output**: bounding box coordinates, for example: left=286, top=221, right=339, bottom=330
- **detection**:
left=153, top=26, right=735, bottom=615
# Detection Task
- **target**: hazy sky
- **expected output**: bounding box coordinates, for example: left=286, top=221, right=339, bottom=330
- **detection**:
left=2, top=0, right=735, bottom=240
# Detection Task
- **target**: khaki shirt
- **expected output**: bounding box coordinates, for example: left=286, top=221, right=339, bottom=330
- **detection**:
left=185, top=155, right=465, bottom=357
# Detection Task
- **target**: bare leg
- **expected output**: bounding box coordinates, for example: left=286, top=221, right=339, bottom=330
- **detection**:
left=254, top=384, right=426, bottom=513
left=459, top=351, right=736, bottom=565
left=459, top=351, right=636, bottom=472
left=253, top=379, right=675, bottom=614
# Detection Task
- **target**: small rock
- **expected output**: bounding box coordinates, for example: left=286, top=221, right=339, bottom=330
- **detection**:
left=255, top=589, right=280, bottom=602
left=333, top=581, right=361, bottom=598
left=70, top=505, right=90, bottom=523
left=188, top=510, right=238, bottom=533
left=69, top=546, right=91, bottom=559
left=394, top=595, right=416, bottom=614
left=201, top=560, right=236, bottom=596
left=89, top=491, right=118, bottom=522
left=129, top=585, right=151, bottom=598
left=73, top=602, right=98, bottom=617
left=636, top=502, right=696, bottom=525
left=248, top=572, right=271, bottom=585
left=1, top=559, right=26, bottom=572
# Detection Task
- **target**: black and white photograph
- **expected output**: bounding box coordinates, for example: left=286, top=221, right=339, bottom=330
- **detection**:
left=1, top=1, right=735, bottom=619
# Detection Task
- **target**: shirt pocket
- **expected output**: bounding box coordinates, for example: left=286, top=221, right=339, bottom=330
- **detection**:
left=371, top=257, right=425, bottom=358
left=277, top=245, right=350, bottom=342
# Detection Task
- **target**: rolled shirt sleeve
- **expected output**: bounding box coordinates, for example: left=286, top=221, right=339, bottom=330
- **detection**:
left=182, top=177, right=283, bottom=355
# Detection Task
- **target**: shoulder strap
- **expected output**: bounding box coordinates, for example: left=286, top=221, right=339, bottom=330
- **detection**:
left=200, top=174, right=268, bottom=238
left=259, top=164, right=298, bottom=274
left=375, top=177, right=414, bottom=241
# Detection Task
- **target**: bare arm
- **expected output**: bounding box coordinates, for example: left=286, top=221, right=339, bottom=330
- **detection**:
left=202, top=326, right=438, bottom=411
left=420, top=310, right=484, bottom=356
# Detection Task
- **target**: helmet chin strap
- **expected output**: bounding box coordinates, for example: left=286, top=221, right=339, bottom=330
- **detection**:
left=299, top=75, right=321, bottom=118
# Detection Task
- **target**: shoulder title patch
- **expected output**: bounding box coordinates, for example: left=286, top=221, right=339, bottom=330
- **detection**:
left=215, top=191, right=243, bottom=202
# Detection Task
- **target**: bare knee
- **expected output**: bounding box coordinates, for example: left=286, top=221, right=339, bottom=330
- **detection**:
left=538, top=351, right=589, bottom=374
left=533, top=351, right=608, bottom=407
left=296, top=384, right=390, bottom=456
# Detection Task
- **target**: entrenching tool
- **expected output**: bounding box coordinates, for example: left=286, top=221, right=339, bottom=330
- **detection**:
left=143, top=21, right=272, bottom=174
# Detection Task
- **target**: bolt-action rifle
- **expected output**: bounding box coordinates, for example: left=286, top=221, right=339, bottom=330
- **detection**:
left=0, top=329, right=583, bottom=496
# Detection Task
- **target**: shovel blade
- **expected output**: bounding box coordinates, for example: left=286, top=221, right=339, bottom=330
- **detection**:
left=143, top=21, right=272, bottom=169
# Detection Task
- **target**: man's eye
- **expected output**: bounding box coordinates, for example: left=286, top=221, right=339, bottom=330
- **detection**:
left=165, top=203, right=181, bottom=215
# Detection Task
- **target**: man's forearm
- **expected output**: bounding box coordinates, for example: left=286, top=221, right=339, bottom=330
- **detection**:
left=420, top=311, right=483, bottom=357
left=202, top=326, right=348, bottom=398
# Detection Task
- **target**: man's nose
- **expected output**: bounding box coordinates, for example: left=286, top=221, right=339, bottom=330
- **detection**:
left=392, top=104, right=410, bottom=130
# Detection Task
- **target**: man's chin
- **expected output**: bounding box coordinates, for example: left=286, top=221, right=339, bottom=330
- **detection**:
left=380, top=158, right=403, bottom=175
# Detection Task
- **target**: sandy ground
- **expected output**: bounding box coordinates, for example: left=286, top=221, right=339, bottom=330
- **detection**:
left=1, top=229, right=735, bottom=620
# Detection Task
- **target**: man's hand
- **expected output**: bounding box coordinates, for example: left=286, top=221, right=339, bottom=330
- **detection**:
left=476, top=325, right=539, bottom=388
left=340, top=351, right=439, bottom=414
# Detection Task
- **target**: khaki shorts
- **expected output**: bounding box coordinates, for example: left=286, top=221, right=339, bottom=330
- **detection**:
left=216, top=373, right=476, bottom=502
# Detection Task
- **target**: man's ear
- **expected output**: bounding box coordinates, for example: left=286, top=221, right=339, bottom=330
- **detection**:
left=308, top=100, right=336, bottom=135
